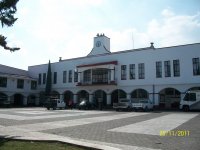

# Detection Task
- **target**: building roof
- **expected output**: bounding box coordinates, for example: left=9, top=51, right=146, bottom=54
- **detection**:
left=77, top=61, right=118, bottom=68
left=62, top=42, right=200, bottom=61
left=0, top=64, right=36, bottom=80
left=29, top=42, right=200, bottom=68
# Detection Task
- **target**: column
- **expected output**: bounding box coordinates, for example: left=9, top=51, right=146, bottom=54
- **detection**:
left=126, top=93, right=131, bottom=99
left=111, top=69, right=114, bottom=81
left=154, top=94, right=159, bottom=106
left=89, top=94, right=93, bottom=103
left=35, top=96, right=40, bottom=106
left=78, top=72, right=81, bottom=83
left=74, top=94, right=78, bottom=104
left=59, top=94, right=63, bottom=101
left=7, top=96, right=11, bottom=104
left=106, top=94, right=111, bottom=105
left=90, top=69, right=93, bottom=84
left=23, top=96, right=28, bottom=106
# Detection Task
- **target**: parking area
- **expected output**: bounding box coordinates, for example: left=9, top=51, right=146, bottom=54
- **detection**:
left=0, top=108, right=199, bottom=150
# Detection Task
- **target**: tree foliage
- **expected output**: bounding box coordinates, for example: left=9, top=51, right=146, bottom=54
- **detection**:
left=0, top=0, right=20, bottom=52
left=45, top=60, right=52, bottom=96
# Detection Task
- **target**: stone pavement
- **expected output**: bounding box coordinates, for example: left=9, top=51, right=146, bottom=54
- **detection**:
left=0, top=108, right=199, bottom=150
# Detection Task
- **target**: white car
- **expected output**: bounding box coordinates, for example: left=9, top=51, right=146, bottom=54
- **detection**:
left=113, top=99, right=133, bottom=111
left=45, top=98, right=66, bottom=110
left=132, top=99, right=153, bottom=111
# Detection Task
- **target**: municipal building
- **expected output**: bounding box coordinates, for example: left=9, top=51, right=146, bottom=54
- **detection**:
left=0, top=34, right=200, bottom=109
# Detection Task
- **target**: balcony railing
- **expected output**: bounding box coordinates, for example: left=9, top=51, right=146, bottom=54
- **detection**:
left=77, top=80, right=117, bottom=86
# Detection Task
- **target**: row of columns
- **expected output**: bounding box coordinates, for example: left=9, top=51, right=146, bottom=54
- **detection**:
left=58, top=93, right=159, bottom=106
left=4, top=96, right=40, bottom=106
left=59, top=93, right=112, bottom=105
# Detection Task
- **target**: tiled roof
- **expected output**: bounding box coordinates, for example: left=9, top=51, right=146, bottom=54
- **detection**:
left=0, top=64, right=36, bottom=80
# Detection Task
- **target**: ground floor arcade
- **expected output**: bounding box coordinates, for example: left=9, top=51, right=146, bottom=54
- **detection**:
left=0, top=92, right=39, bottom=107
left=1, top=84, right=199, bottom=109
left=37, top=84, right=200, bottom=110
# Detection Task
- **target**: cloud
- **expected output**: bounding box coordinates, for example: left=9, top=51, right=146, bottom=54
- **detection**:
left=161, top=8, right=175, bottom=17
left=109, top=9, right=200, bottom=50
left=31, top=7, right=200, bottom=61
left=147, top=9, right=200, bottom=47
left=14, top=3, right=200, bottom=70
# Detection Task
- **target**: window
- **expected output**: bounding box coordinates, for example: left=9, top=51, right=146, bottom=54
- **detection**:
left=164, top=61, right=171, bottom=77
left=193, top=58, right=200, bottom=76
left=38, top=74, right=41, bottom=85
left=138, top=63, right=145, bottom=79
left=74, top=71, right=78, bottom=82
left=92, top=69, right=108, bottom=83
left=63, top=71, right=67, bottom=83
left=53, top=72, right=57, bottom=84
left=0, top=77, right=7, bottom=87
left=156, top=61, right=162, bottom=78
left=31, top=81, right=37, bottom=90
left=184, top=93, right=196, bottom=101
left=173, top=60, right=180, bottom=77
left=68, top=70, right=72, bottom=83
left=189, top=93, right=196, bottom=101
left=129, top=64, right=135, bottom=80
left=17, top=79, right=24, bottom=89
left=83, top=70, right=91, bottom=83
left=121, top=65, right=127, bottom=80
left=43, top=73, right=46, bottom=84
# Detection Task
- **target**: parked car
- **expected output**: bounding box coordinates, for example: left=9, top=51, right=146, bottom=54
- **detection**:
left=180, top=90, right=200, bottom=111
left=113, top=99, right=133, bottom=111
left=44, top=98, right=66, bottom=110
left=132, top=99, right=153, bottom=111
left=77, top=99, right=96, bottom=110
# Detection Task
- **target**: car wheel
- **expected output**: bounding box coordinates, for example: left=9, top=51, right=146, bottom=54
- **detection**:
left=144, top=106, right=149, bottom=112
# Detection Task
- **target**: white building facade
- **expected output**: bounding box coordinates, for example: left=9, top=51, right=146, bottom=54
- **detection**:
left=1, top=34, right=200, bottom=109
left=0, top=64, right=38, bottom=107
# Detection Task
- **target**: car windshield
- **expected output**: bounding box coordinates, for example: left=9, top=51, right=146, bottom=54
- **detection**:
left=139, top=100, right=148, bottom=103
left=132, top=100, right=139, bottom=103
left=120, top=99, right=129, bottom=102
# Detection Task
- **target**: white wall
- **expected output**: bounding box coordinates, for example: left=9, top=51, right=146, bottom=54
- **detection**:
left=28, top=43, right=200, bottom=97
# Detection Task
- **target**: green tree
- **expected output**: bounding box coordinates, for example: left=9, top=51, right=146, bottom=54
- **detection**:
left=0, top=0, right=20, bottom=51
left=45, top=60, right=52, bottom=96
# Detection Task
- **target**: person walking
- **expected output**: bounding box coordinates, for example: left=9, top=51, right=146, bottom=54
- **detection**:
left=68, top=100, right=73, bottom=109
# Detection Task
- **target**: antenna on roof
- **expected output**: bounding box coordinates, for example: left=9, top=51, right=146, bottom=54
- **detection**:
left=132, top=32, right=134, bottom=49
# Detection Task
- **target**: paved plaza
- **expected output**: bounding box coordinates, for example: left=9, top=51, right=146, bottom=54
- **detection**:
left=0, top=108, right=199, bottom=150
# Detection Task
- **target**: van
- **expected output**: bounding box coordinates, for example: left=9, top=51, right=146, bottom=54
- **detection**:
left=45, top=97, right=66, bottom=110
left=180, top=90, right=200, bottom=111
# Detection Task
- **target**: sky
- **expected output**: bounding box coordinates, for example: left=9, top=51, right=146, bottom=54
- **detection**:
left=0, top=0, right=200, bottom=70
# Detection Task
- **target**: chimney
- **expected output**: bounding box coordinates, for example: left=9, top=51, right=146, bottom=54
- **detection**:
left=150, top=42, right=155, bottom=49
left=59, top=57, right=62, bottom=62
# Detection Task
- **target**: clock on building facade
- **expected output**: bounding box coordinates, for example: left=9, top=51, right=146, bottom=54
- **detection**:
left=96, top=41, right=101, bottom=47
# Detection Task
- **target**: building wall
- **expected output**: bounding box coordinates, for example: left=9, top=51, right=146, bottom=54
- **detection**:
left=0, top=71, right=38, bottom=106
left=28, top=42, right=200, bottom=108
